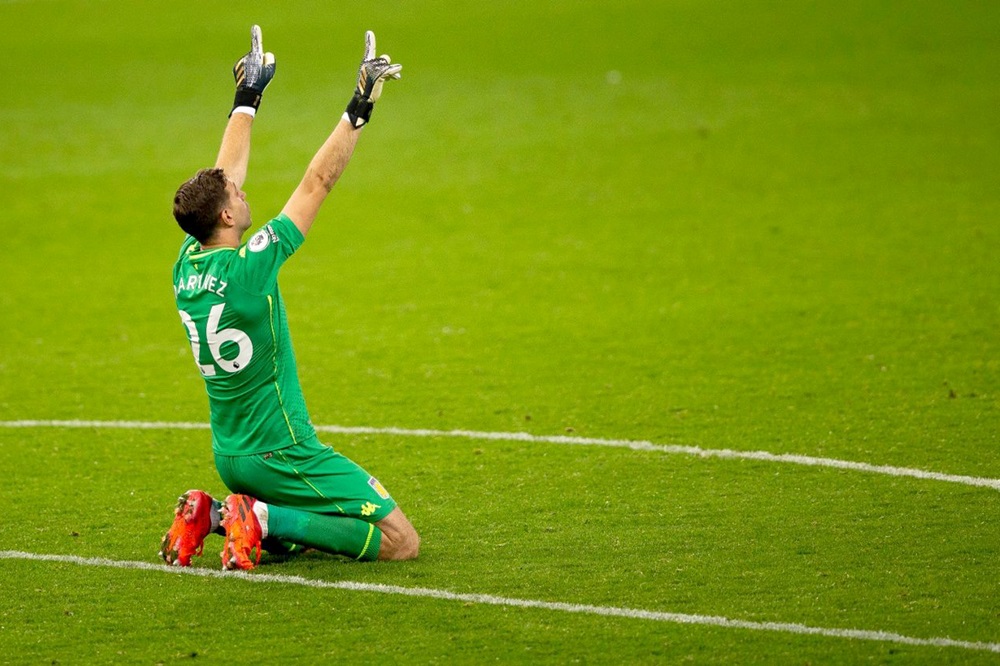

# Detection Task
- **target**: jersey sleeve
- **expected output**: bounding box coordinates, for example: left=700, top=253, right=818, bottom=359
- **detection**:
left=229, top=214, right=306, bottom=294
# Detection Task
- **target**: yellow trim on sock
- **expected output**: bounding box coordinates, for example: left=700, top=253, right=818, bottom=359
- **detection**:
left=356, top=523, right=375, bottom=560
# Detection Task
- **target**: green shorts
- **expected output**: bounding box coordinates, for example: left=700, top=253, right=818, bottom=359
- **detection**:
left=214, top=437, right=397, bottom=523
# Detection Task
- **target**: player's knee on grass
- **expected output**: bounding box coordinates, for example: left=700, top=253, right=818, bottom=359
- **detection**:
left=376, top=508, right=420, bottom=561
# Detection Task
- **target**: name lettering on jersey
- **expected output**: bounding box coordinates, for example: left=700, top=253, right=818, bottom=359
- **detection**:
left=175, top=273, right=228, bottom=297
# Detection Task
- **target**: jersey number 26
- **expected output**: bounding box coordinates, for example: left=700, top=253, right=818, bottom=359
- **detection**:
left=178, top=304, right=253, bottom=376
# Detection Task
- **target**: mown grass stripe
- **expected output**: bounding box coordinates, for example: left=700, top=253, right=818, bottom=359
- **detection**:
left=2, top=419, right=998, bottom=491
left=1, top=550, right=996, bottom=654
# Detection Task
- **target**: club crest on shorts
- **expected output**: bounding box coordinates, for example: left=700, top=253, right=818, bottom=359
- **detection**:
left=368, top=476, right=390, bottom=499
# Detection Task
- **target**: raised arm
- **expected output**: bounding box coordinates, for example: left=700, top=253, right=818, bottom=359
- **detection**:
left=281, top=31, right=402, bottom=237
left=215, top=25, right=276, bottom=188
left=215, top=114, right=254, bottom=188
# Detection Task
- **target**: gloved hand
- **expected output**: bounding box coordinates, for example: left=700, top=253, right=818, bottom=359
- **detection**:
left=344, top=31, right=402, bottom=128
left=231, top=25, right=276, bottom=117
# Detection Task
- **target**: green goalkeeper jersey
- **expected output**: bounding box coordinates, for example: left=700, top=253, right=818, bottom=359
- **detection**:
left=173, top=214, right=317, bottom=455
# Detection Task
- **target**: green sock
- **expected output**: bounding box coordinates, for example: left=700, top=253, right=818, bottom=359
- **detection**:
left=264, top=504, right=381, bottom=562
left=260, top=537, right=305, bottom=556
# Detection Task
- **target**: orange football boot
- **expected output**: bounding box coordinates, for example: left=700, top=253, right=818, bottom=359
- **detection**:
left=220, top=494, right=263, bottom=570
left=159, top=490, right=214, bottom=566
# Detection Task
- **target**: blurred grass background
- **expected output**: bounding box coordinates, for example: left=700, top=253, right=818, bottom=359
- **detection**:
left=2, top=3, right=996, bottom=468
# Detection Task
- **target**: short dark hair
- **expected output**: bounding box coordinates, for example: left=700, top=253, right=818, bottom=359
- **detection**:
left=173, top=168, right=229, bottom=242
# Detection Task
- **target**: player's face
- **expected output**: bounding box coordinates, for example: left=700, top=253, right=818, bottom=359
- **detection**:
left=225, top=180, right=252, bottom=236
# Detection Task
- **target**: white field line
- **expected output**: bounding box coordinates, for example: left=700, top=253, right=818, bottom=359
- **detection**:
left=1, top=550, right=997, bottom=654
left=2, top=419, right=999, bottom=492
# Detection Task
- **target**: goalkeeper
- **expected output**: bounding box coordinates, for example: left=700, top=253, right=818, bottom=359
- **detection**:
left=161, top=26, right=419, bottom=569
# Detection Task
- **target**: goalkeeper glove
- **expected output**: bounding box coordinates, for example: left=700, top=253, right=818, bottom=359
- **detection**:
left=231, top=25, right=276, bottom=117
left=344, top=30, right=402, bottom=128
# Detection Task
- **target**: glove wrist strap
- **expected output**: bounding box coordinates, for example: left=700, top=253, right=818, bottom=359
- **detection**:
left=231, top=106, right=257, bottom=118
left=345, top=92, right=374, bottom=128
left=231, top=88, right=263, bottom=117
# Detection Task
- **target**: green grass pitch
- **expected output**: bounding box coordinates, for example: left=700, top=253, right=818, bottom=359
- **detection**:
left=1, top=0, right=998, bottom=662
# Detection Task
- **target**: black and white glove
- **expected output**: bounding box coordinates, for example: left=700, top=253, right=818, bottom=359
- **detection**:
left=231, top=25, right=276, bottom=117
left=344, top=31, right=402, bottom=128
